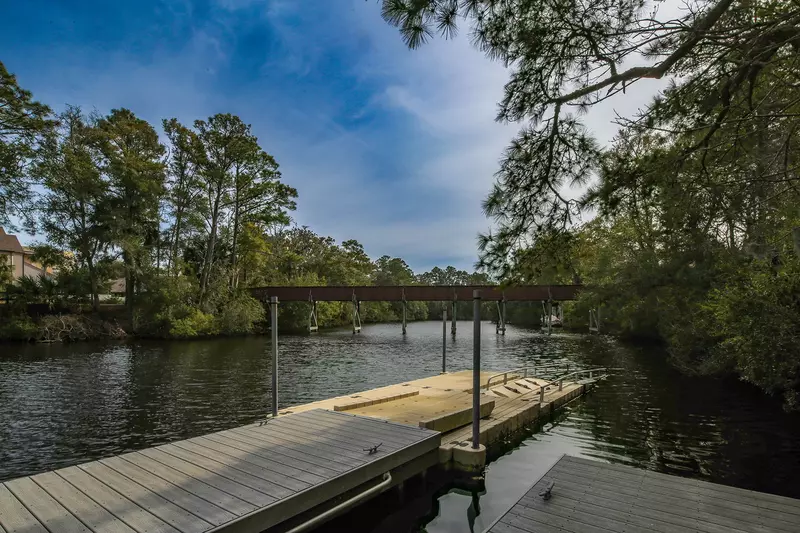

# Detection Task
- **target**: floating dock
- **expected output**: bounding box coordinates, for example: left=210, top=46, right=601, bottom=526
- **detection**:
left=0, top=410, right=439, bottom=533
left=279, top=368, right=591, bottom=470
left=487, top=455, right=800, bottom=533
left=0, top=367, right=593, bottom=533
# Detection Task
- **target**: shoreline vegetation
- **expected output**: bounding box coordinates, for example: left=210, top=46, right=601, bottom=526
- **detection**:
left=0, top=60, right=496, bottom=345
left=375, top=1, right=800, bottom=409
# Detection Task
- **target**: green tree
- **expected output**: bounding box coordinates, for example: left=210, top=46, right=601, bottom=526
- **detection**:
left=382, top=0, right=799, bottom=275
left=193, top=114, right=250, bottom=299
left=163, top=118, right=204, bottom=276
left=96, top=109, right=166, bottom=319
left=374, top=255, right=415, bottom=285
left=36, top=107, right=111, bottom=310
left=0, top=60, right=53, bottom=229
left=229, top=139, right=297, bottom=288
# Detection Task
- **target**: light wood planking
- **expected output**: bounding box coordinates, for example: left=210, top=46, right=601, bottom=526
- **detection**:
left=0, top=483, right=48, bottom=533
left=488, top=455, right=800, bottom=533
left=4, top=477, right=91, bottom=533
left=31, top=472, right=137, bottom=533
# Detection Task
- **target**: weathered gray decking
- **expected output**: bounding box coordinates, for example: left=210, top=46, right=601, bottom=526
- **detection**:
left=488, top=455, right=800, bottom=533
left=0, top=409, right=439, bottom=533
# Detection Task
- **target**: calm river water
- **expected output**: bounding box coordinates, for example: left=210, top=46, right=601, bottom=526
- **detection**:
left=2, top=321, right=800, bottom=532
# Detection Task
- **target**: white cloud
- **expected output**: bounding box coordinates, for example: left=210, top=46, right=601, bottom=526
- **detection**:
left=12, top=0, right=672, bottom=272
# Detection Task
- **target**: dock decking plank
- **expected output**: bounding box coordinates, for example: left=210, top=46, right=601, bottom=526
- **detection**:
left=552, top=462, right=799, bottom=532
left=154, top=444, right=295, bottom=500
left=292, top=409, right=426, bottom=442
left=488, top=456, right=800, bottom=533
left=297, top=408, right=435, bottom=443
left=169, top=440, right=310, bottom=492
left=5, top=477, right=92, bottom=533
left=242, top=421, right=386, bottom=461
left=118, top=453, right=256, bottom=517
left=137, top=448, right=275, bottom=508
left=240, top=411, right=396, bottom=450
left=264, top=414, right=409, bottom=453
left=31, top=471, right=137, bottom=533
left=285, top=413, right=416, bottom=446
left=284, top=409, right=423, bottom=448
left=539, top=469, right=778, bottom=533
left=228, top=427, right=365, bottom=470
left=518, top=482, right=742, bottom=533
left=57, top=466, right=180, bottom=533
left=99, top=456, right=236, bottom=527
left=200, top=432, right=339, bottom=479
left=0, top=483, right=48, bottom=533
left=553, top=465, right=800, bottom=529
left=79, top=462, right=212, bottom=533
left=213, top=428, right=351, bottom=474
left=302, top=409, right=432, bottom=444
left=188, top=436, right=327, bottom=485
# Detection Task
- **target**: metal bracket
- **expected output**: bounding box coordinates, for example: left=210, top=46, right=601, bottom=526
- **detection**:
left=401, top=288, right=407, bottom=335
left=308, top=292, right=318, bottom=333
left=496, top=293, right=506, bottom=335
left=352, top=291, right=362, bottom=334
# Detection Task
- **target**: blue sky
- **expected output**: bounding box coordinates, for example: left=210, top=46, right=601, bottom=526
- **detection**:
left=1, top=0, right=521, bottom=272
left=2, top=0, right=670, bottom=272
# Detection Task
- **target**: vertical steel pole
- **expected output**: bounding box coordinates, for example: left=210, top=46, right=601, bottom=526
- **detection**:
left=472, top=290, right=481, bottom=449
left=597, top=307, right=601, bottom=334
left=270, top=296, right=279, bottom=417
left=501, top=298, right=506, bottom=335
left=442, top=306, right=447, bottom=373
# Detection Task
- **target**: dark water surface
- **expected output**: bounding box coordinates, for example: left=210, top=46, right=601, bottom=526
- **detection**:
left=2, top=322, right=800, bottom=532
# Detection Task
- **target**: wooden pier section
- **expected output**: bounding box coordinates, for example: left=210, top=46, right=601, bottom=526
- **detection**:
left=488, top=455, right=800, bottom=533
left=278, top=370, right=588, bottom=469
left=0, top=370, right=591, bottom=533
left=0, top=410, right=439, bottom=533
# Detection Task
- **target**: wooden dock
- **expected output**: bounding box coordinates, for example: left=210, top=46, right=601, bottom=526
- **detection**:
left=279, top=370, right=589, bottom=468
left=0, top=409, right=439, bottom=533
left=487, top=455, right=800, bottom=533
left=0, top=368, right=595, bottom=533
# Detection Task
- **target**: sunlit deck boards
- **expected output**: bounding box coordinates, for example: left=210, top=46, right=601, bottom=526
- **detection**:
left=488, top=455, right=800, bottom=533
left=0, top=409, right=439, bottom=533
